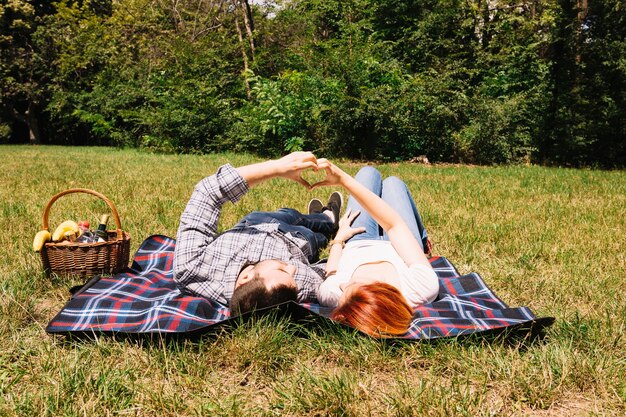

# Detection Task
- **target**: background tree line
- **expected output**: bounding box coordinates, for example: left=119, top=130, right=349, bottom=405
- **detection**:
left=0, top=0, right=624, bottom=166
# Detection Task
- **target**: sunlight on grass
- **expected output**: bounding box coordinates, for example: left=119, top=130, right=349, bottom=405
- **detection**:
left=0, top=145, right=624, bottom=415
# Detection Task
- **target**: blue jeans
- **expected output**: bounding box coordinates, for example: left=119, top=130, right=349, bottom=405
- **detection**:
left=346, top=166, right=429, bottom=252
left=234, top=208, right=335, bottom=262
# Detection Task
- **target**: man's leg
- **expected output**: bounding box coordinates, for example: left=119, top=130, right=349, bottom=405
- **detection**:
left=345, top=166, right=384, bottom=242
left=235, top=209, right=332, bottom=262
left=380, top=176, right=428, bottom=252
left=245, top=208, right=335, bottom=236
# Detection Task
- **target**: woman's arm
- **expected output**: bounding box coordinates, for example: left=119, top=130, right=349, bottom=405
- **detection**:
left=324, top=208, right=365, bottom=277
left=315, top=159, right=431, bottom=269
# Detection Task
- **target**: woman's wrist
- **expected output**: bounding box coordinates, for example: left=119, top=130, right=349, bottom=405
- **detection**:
left=329, top=239, right=345, bottom=248
left=338, top=170, right=352, bottom=187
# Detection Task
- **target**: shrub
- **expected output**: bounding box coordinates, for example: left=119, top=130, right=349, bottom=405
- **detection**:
left=452, top=94, right=536, bottom=164
left=227, top=71, right=345, bottom=156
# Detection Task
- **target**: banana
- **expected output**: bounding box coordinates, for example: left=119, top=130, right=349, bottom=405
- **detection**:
left=52, top=220, right=80, bottom=242
left=33, top=230, right=51, bottom=252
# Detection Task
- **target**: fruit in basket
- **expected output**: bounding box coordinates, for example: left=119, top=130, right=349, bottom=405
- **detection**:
left=52, top=220, right=80, bottom=242
left=33, top=230, right=51, bottom=252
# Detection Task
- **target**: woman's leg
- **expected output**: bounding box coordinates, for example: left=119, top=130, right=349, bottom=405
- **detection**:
left=380, top=176, right=428, bottom=252
left=346, top=166, right=383, bottom=242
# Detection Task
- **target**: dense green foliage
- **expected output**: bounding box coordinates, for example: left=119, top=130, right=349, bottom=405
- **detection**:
left=1, top=0, right=624, bottom=166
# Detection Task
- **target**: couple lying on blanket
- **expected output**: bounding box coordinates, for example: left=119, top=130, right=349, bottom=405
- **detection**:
left=174, top=152, right=438, bottom=337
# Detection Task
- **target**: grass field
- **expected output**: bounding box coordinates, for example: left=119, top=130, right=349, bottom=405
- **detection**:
left=1, top=145, right=624, bottom=416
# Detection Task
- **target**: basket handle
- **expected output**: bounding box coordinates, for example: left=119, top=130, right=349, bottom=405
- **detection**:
left=43, top=188, right=124, bottom=241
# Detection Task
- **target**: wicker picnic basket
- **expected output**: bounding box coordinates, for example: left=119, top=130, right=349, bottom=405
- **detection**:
left=40, top=188, right=131, bottom=277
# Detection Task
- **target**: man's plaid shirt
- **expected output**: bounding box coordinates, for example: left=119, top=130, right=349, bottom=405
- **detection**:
left=173, top=164, right=325, bottom=305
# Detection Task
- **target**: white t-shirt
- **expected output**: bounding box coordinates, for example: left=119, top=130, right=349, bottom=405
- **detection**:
left=317, top=240, right=439, bottom=308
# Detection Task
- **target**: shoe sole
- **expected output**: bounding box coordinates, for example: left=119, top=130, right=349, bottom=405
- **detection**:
left=327, top=192, right=343, bottom=224
left=308, top=198, right=324, bottom=215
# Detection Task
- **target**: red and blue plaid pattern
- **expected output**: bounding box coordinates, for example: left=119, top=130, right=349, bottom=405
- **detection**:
left=46, top=235, right=553, bottom=339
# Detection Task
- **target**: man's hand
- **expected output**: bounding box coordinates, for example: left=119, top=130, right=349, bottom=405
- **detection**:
left=272, top=151, right=319, bottom=188
left=237, top=151, right=318, bottom=188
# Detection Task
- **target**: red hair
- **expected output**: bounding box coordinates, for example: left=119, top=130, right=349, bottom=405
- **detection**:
left=330, top=282, right=413, bottom=337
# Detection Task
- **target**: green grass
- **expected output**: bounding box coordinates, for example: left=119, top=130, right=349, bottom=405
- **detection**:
left=1, top=145, right=624, bottom=416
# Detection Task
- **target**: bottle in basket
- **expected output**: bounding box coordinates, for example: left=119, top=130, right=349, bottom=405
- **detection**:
left=76, top=220, right=95, bottom=243
left=95, top=214, right=109, bottom=242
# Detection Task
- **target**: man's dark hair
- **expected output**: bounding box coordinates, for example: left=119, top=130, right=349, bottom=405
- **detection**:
left=229, top=277, right=298, bottom=316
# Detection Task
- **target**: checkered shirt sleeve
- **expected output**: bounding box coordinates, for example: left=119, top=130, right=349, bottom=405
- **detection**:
left=173, top=164, right=248, bottom=289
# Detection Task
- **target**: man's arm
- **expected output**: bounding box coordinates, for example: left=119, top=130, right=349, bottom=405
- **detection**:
left=174, top=152, right=318, bottom=287
left=174, top=164, right=248, bottom=287
left=236, top=151, right=318, bottom=187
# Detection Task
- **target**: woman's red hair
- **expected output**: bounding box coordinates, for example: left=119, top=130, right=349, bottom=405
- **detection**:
left=330, top=282, right=413, bottom=337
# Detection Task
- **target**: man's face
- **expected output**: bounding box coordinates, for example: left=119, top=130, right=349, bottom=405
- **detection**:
left=236, top=260, right=297, bottom=290
left=254, top=259, right=297, bottom=289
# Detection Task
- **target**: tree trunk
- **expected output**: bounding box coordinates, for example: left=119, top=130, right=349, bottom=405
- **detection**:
left=473, top=0, right=491, bottom=48
left=241, top=0, right=255, bottom=60
left=234, top=16, right=251, bottom=98
left=26, top=103, right=41, bottom=145
left=480, top=0, right=492, bottom=49
left=575, top=0, right=589, bottom=63
left=11, top=103, right=41, bottom=144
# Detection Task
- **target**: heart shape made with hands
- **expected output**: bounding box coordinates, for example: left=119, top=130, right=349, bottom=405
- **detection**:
left=300, top=168, right=328, bottom=189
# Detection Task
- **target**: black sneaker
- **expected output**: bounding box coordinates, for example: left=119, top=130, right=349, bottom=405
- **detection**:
left=308, top=198, right=324, bottom=215
left=326, top=191, right=343, bottom=228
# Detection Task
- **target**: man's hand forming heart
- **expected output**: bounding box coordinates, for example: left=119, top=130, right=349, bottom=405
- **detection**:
left=273, top=151, right=319, bottom=189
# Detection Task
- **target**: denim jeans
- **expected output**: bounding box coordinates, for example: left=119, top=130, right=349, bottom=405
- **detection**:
left=346, top=166, right=429, bottom=252
left=234, top=208, right=335, bottom=262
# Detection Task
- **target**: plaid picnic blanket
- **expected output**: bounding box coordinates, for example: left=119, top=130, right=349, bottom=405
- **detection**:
left=46, top=235, right=554, bottom=340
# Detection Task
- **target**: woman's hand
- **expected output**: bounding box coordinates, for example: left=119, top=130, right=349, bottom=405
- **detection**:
left=273, top=151, right=319, bottom=188
left=312, top=158, right=349, bottom=188
left=334, top=208, right=365, bottom=242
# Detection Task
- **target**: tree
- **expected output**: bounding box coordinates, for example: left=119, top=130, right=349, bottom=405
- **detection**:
left=543, top=0, right=625, bottom=166
left=0, top=0, right=54, bottom=143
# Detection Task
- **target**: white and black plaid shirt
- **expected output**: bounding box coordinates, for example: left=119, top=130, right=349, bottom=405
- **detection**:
left=173, top=164, right=325, bottom=305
